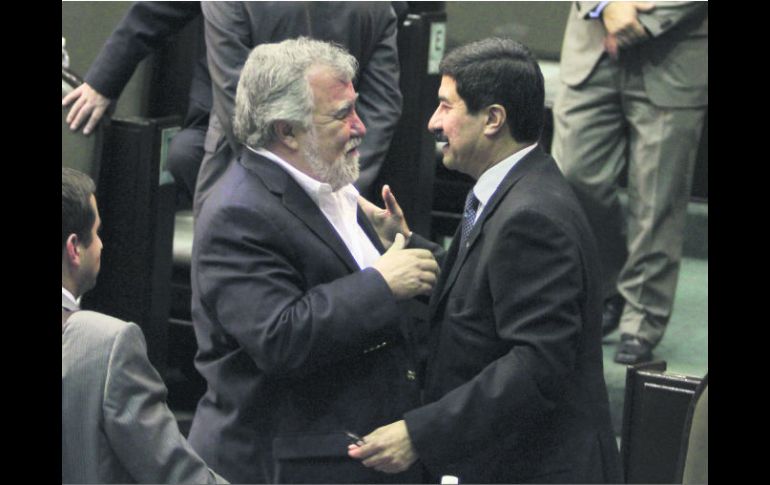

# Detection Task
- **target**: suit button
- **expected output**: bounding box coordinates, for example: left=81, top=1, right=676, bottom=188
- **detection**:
left=406, top=370, right=417, bottom=381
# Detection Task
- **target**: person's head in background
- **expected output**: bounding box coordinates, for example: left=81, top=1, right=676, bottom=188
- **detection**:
left=62, top=167, right=103, bottom=299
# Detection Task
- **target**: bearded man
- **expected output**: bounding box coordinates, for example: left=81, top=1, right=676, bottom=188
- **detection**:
left=187, top=38, right=438, bottom=484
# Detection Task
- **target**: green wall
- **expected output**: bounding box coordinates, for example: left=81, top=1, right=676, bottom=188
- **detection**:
left=445, top=1, right=570, bottom=61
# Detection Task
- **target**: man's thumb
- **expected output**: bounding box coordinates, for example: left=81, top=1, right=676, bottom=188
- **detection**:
left=388, top=232, right=406, bottom=252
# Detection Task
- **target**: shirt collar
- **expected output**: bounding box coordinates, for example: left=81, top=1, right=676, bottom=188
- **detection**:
left=62, top=287, right=80, bottom=311
left=472, top=143, right=537, bottom=207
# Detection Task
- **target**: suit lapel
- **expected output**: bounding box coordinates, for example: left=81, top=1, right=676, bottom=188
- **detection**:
left=432, top=146, right=546, bottom=312
left=357, top=207, right=386, bottom=254
left=241, top=151, right=361, bottom=273
left=428, top=224, right=462, bottom=318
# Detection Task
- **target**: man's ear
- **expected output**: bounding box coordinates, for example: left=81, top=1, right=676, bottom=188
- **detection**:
left=274, top=121, right=300, bottom=151
left=483, top=104, right=507, bottom=136
left=65, top=234, right=81, bottom=267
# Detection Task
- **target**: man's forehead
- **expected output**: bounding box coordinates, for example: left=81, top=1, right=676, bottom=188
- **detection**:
left=438, top=76, right=462, bottom=102
left=309, top=69, right=357, bottom=111
left=307, top=64, right=350, bottom=88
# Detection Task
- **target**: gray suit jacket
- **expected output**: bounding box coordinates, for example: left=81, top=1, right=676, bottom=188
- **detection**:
left=559, top=1, right=708, bottom=107
left=62, top=310, right=226, bottom=484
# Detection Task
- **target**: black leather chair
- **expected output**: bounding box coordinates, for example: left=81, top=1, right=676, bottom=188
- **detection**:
left=676, top=373, right=708, bottom=484
left=620, top=361, right=704, bottom=484
left=62, top=67, right=105, bottom=183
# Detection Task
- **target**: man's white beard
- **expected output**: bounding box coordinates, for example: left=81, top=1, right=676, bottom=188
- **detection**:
left=303, top=128, right=361, bottom=191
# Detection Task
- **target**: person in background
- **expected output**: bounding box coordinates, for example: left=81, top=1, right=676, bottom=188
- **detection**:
left=62, top=1, right=208, bottom=209
left=349, top=38, right=621, bottom=484
left=62, top=167, right=227, bottom=484
left=551, top=2, right=708, bottom=364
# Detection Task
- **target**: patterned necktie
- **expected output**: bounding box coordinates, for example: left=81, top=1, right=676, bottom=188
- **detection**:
left=459, top=190, right=480, bottom=250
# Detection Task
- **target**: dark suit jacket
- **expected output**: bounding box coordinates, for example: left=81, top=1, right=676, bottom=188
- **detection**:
left=85, top=1, right=211, bottom=121
left=188, top=150, right=422, bottom=484
left=195, top=1, right=402, bottom=212
left=404, top=147, right=622, bottom=483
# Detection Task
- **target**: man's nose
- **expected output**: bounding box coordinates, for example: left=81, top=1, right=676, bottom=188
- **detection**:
left=427, top=107, right=441, bottom=132
left=351, top=110, right=366, bottom=137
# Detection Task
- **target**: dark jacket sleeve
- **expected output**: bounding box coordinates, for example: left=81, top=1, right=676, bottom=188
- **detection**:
left=85, top=1, right=201, bottom=98
left=195, top=202, right=403, bottom=377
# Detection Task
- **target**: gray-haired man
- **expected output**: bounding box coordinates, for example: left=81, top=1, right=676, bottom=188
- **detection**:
left=188, top=38, right=438, bottom=484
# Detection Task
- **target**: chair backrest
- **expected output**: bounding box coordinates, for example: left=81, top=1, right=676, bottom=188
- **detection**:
left=62, top=67, right=106, bottom=184
left=676, top=373, right=708, bottom=484
left=621, top=361, right=703, bottom=484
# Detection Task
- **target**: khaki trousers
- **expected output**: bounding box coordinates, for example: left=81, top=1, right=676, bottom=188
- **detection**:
left=552, top=52, right=706, bottom=346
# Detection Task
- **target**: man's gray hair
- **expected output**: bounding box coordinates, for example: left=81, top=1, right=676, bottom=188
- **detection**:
left=233, top=37, right=358, bottom=149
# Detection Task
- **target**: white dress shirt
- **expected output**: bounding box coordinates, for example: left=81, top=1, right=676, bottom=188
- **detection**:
left=470, top=143, right=537, bottom=223
left=251, top=147, right=382, bottom=269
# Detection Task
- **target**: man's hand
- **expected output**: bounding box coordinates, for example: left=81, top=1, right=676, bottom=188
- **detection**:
left=371, top=233, right=438, bottom=300
left=62, top=82, right=113, bottom=135
left=602, top=2, right=655, bottom=59
left=358, top=185, right=410, bottom=249
left=347, top=420, right=418, bottom=474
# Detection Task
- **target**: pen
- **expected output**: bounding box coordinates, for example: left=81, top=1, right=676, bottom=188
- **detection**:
left=345, top=431, right=366, bottom=445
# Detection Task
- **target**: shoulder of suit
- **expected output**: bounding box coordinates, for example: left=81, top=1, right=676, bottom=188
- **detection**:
left=66, top=311, right=139, bottom=341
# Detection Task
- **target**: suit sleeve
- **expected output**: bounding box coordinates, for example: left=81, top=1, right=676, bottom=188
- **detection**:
left=102, top=323, right=227, bottom=484
left=352, top=5, right=403, bottom=195
left=85, top=1, right=201, bottom=99
left=404, top=209, right=585, bottom=471
left=196, top=203, right=402, bottom=377
left=200, top=1, right=252, bottom=152
left=408, top=232, right=447, bottom=265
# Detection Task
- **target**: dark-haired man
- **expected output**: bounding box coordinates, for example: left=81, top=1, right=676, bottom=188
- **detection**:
left=62, top=167, right=226, bottom=484
left=349, top=38, right=622, bottom=484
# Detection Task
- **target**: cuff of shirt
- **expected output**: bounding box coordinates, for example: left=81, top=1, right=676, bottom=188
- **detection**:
left=587, top=1, right=609, bottom=19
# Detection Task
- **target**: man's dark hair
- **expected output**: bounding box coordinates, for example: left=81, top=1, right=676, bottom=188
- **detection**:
left=439, top=37, right=545, bottom=143
left=62, top=167, right=96, bottom=251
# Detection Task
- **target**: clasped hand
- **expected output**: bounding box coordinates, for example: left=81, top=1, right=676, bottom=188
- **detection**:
left=602, top=2, right=655, bottom=59
left=363, top=186, right=439, bottom=300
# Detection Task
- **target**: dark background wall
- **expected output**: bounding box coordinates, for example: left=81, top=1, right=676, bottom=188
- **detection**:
left=445, top=1, right=570, bottom=60
left=61, top=1, right=572, bottom=119
left=62, top=1, right=705, bottom=200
